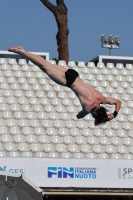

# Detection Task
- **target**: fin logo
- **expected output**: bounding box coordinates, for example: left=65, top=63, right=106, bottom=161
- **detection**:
left=48, top=167, right=97, bottom=179
left=48, top=167, right=74, bottom=178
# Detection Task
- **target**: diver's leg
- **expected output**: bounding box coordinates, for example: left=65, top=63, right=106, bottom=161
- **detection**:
left=8, top=46, right=67, bottom=86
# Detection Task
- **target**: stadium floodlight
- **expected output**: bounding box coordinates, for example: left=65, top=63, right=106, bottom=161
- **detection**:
left=100, top=34, right=120, bottom=55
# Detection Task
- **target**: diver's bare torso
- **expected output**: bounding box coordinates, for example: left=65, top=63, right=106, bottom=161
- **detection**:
left=70, top=76, right=105, bottom=113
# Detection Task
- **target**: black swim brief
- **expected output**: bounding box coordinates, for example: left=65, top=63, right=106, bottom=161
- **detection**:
left=65, top=69, right=79, bottom=86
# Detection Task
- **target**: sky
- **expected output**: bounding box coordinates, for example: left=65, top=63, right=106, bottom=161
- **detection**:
left=0, top=0, right=133, bottom=62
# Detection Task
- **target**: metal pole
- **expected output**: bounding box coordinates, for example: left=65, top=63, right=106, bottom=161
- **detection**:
left=109, top=48, right=112, bottom=56
left=1, top=187, right=10, bottom=200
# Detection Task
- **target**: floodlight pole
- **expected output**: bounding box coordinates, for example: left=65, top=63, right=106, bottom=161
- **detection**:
left=109, top=48, right=112, bottom=56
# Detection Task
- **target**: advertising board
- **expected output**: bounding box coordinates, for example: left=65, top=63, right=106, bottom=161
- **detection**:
left=0, top=158, right=133, bottom=188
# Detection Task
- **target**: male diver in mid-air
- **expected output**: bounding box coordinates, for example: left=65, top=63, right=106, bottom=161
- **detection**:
left=8, top=46, right=122, bottom=126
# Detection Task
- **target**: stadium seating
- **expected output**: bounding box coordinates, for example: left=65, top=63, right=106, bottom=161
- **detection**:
left=0, top=59, right=133, bottom=159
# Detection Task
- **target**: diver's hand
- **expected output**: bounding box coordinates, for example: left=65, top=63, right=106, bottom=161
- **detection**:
left=108, top=113, right=115, bottom=120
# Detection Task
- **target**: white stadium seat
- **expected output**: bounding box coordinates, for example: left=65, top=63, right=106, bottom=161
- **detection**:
left=35, top=127, right=44, bottom=135
left=22, top=64, right=30, bottom=71
left=31, top=143, right=41, bottom=152
left=99, top=153, right=109, bottom=159
left=93, top=144, right=104, bottom=153
left=76, top=135, right=86, bottom=144
left=10, top=103, right=21, bottom=112
left=14, top=90, right=24, bottom=98
left=10, top=127, right=21, bottom=135
left=58, top=60, right=66, bottom=67
left=3, top=111, right=13, bottom=119
left=14, top=135, right=25, bottom=143
left=61, top=152, right=71, bottom=158
left=0, top=126, right=9, bottom=135
left=36, top=152, right=45, bottom=157
left=19, top=59, right=27, bottom=65
left=26, top=112, right=36, bottom=119
left=124, top=154, right=133, bottom=159
left=40, top=97, right=50, bottom=105
left=49, top=152, right=59, bottom=158
left=0, top=151, right=7, bottom=157
left=87, top=153, right=96, bottom=159
left=121, top=81, right=129, bottom=88
left=126, top=75, right=133, bottom=82
left=100, top=137, right=110, bottom=145
left=111, top=81, right=119, bottom=88
left=26, top=135, right=37, bottom=143
left=81, top=144, right=91, bottom=153
left=74, top=152, right=84, bottom=158
left=10, top=151, right=20, bottom=157
left=51, top=135, right=61, bottom=144
left=70, top=128, right=80, bottom=136
left=68, top=144, right=79, bottom=153
left=97, top=62, right=105, bottom=69
left=111, top=153, right=121, bottom=159
left=47, top=127, right=57, bottom=136
left=56, top=143, right=66, bottom=152
left=22, top=127, right=33, bottom=135
left=87, top=62, right=95, bottom=68
left=78, top=61, right=86, bottom=68
left=5, top=143, right=16, bottom=152
left=29, top=77, right=37, bottom=85
left=64, top=136, right=74, bottom=144
left=39, top=135, right=50, bottom=144
left=105, top=145, right=116, bottom=154
left=20, top=147, right=30, bottom=154
left=117, top=145, right=128, bottom=154
left=62, top=99, right=72, bottom=106
left=123, top=122, right=132, bottom=130
left=59, top=128, right=68, bottom=136
left=42, top=120, right=53, bottom=128
left=33, top=84, right=42, bottom=91
left=111, top=137, right=122, bottom=146
left=128, top=101, right=133, bottom=108
left=0, top=104, right=9, bottom=111
left=81, top=67, right=90, bottom=74
left=126, top=64, right=132, bottom=69
left=88, top=136, right=98, bottom=145
left=68, top=61, right=76, bottom=68
left=6, top=119, right=17, bottom=127
left=39, top=78, right=48, bottom=85
left=0, top=77, right=6, bottom=83
left=38, top=112, right=48, bottom=120
left=7, top=97, right=17, bottom=104
left=82, top=129, right=92, bottom=136
left=26, top=71, right=35, bottom=78
left=1, top=135, right=12, bottom=143
left=123, top=137, right=132, bottom=146
left=91, top=68, right=99, bottom=75
left=121, top=69, right=129, bottom=76
left=18, top=119, right=29, bottom=127
left=106, top=63, right=114, bottom=69
left=22, top=151, right=32, bottom=157
left=116, top=63, right=124, bottom=69
left=117, top=129, right=126, bottom=138
left=87, top=74, right=94, bottom=81
left=60, top=113, right=70, bottom=120
left=0, top=58, right=7, bottom=64
left=66, top=121, right=76, bottom=129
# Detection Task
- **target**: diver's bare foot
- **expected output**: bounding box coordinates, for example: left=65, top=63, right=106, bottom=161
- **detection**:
left=8, top=46, right=25, bottom=55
